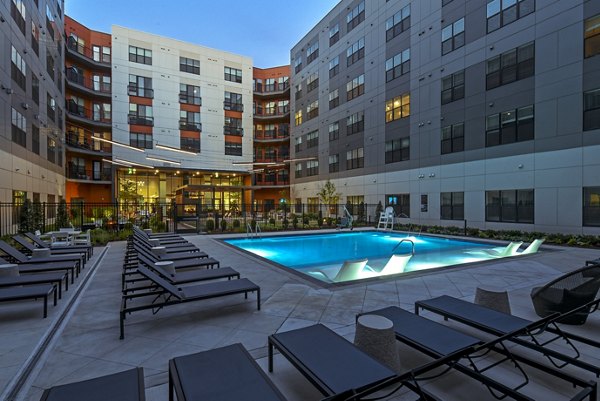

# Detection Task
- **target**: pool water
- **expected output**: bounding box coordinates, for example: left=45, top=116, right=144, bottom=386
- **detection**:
left=225, top=231, right=510, bottom=283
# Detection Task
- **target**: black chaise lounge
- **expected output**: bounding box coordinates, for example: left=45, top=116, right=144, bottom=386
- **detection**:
left=585, top=258, right=600, bottom=266
left=268, top=324, right=397, bottom=397
left=40, top=367, right=145, bottom=401
left=530, top=264, right=600, bottom=324
left=119, top=266, right=260, bottom=339
left=169, top=343, right=287, bottom=401
left=0, top=240, right=83, bottom=272
left=0, top=256, right=77, bottom=284
left=0, top=271, right=68, bottom=299
left=415, top=295, right=600, bottom=377
left=0, top=284, right=57, bottom=318
left=25, top=233, right=94, bottom=259
left=130, top=245, right=217, bottom=267
left=132, top=242, right=210, bottom=262
left=367, top=306, right=597, bottom=401
left=13, top=235, right=89, bottom=262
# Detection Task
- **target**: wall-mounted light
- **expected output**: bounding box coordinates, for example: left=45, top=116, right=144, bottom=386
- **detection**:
left=429, top=173, right=435, bottom=178
left=518, top=164, right=524, bottom=169
left=146, top=156, right=181, bottom=165
left=92, top=137, right=144, bottom=152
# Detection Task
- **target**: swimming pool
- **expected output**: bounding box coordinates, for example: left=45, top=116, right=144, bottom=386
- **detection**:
left=224, top=231, right=519, bottom=283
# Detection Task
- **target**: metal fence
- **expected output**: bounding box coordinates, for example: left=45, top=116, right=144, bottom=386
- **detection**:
left=0, top=201, right=388, bottom=236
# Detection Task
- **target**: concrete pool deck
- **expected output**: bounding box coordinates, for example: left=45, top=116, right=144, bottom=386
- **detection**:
left=1, top=228, right=600, bottom=400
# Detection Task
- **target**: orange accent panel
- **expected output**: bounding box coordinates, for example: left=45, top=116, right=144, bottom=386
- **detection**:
left=65, top=16, right=111, bottom=47
left=224, top=135, right=242, bottom=143
left=180, top=131, right=200, bottom=139
left=253, top=66, right=291, bottom=80
left=66, top=182, right=112, bottom=203
left=129, top=96, right=153, bottom=106
left=130, top=125, right=153, bottom=134
left=224, top=110, right=243, bottom=119
left=180, top=104, right=200, bottom=113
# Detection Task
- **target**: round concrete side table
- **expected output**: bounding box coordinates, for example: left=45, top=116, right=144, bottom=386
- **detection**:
left=32, top=248, right=51, bottom=259
left=155, top=261, right=175, bottom=277
left=151, top=246, right=166, bottom=256
left=474, top=286, right=511, bottom=314
left=354, top=314, right=401, bottom=372
left=143, top=229, right=153, bottom=234
left=0, top=264, right=19, bottom=278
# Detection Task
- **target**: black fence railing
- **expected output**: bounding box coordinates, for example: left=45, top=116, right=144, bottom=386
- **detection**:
left=0, top=202, right=392, bottom=237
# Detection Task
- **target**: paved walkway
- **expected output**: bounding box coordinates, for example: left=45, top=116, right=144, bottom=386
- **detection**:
left=1, top=230, right=599, bottom=400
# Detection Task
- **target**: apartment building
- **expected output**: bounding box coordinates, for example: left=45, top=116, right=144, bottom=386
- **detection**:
left=64, top=16, right=112, bottom=203
left=0, top=0, right=65, bottom=206
left=290, top=0, right=600, bottom=234
left=253, top=66, right=291, bottom=211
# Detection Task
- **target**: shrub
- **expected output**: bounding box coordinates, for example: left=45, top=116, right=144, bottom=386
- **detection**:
left=220, top=219, right=228, bottom=231
left=282, top=218, right=289, bottom=229
left=292, top=215, right=298, bottom=229
left=269, top=217, right=276, bottom=226
left=232, top=219, right=241, bottom=228
left=205, top=219, right=215, bottom=232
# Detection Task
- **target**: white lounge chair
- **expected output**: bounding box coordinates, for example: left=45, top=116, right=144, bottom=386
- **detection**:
left=518, top=239, right=545, bottom=255
left=377, top=206, right=395, bottom=230
left=481, top=241, right=523, bottom=257
left=363, top=254, right=412, bottom=278
left=308, top=259, right=368, bottom=283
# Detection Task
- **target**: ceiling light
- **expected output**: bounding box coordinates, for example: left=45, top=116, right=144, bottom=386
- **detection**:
left=155, top=143, right=198, bottom=155
left=114, top=158, right=154, bottom=168
left=103, top=158, right=132, bottom=167
left=146, top=156, right=182, bottom=165
left=92, top=137, right=145, bottom=152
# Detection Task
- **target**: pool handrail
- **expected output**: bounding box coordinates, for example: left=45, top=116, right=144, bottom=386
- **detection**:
left=392, top=238, right=415, bottom=255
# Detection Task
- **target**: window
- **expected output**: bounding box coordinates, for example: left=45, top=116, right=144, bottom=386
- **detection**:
left=307, top=42, right=319, bottom=64
left=329, top=89, right=340, bottom=109
left=346, top=74, right=364, bottom=101
left=102, top=47, right=111, bottom=63
left=387, top=194, right=410, bottom=217
left=346, top=38, right=365, bottom=66
left=487, top=0, right=535, bottom=33
left=441, top=70, right=465, bottom=104
left=295, top=110, right=303, bottom=126
left=180, top=57, right=200, bottom=75
left=180, top=111, right=202, bottom=132
left=224, top=66, right=242, bottom=83
left=441, top=192, right=464, bottom=220
left=385, top=5, right=411, bottom=41
left=329, top=154, right=339, bottom=172
left=224, top=92, right=243, bottom=111
left=12, top=190, right=27, bottom=222
left=306, top=160, right=319, bottom=176
left=486, top=189, right=534, bottom=223
left=47, top=137, right=56, bottom=164
left=306, top=130, right=319, bottom=148
left=32, top=125, right=40, bottom=154
left=181, top=136, right=200, bottom=153
left=441, top=123, right=464, bottom=154
left=11, top=46, right=26, bottom=90
left=385, top=49, right=410, bottom=82
left=307, top=73, right=319, bottom=92
left=31, top=21, right=40, bottom=55
left=294, top=136, right=302, bottom=152
left=46, top=52, right=55, bottom=81
left=129, top=45, right=152, bottom=65
left=225, top=140, right=242, bottom=156
left=295, top=83, right=303, bottom=100
left=385, top=93, right=410, bottom=122
left=179, top=84, right=201, bottom=105
left=307, top=100, right=319, bottom=120
left=584, top=89, right=600, bottom=131
left=486, top=105, right=534, bottom=146
left=129, top=132, right=153, bottom=149
left=128, top=75, right=153, bottom=98
left=45, top=5, right=54, bottom=39
left=347, top=1, right=365, bottom=31
left=442, top=18, right=465, bottom=55
left=11, top=108, right=26, bottom=148
left=486, top=42, right=534, bottom=90
left=347, top=112, right=364, bottom=135
left=294, top=55, right=302, bottom=74
left=11, top=0, right=26, bottom=34
left=329, top=122, right=339, bottom=141
left=94, top=103, right=111, bottom=122
left=128, top=104, right=154, bottom=126
left=224, top=116, right=243, bottom=136
left=585, top=15, right=600, bottom=58
left=346, top=147, right=364, bottom=169
left=47, top=93, right=56, bottom=122
left=295, top=163, right=302, bottom=179
left=385, top=138, right=410, bottom=163
left=329, top=56, right=340, bottom=78
left=583, top=187, right=600, bottom=226
left=329, top=23, right=340, bottom=46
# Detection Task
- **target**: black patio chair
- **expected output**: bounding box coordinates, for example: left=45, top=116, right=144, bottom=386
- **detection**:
left=0, top=256, right=77, bottom=284
left=0, top=271, right=68, bottom=299
left=531, top=265, right=600, bottom=324
left=0, top=240, right=83, bottom=273
left=585, top=257, right=600, bottom=266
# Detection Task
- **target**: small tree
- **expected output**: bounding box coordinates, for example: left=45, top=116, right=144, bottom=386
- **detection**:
left=18, top=198, right=33, bottom=233
left=358, top=201, right=366, bottom=223
left=375, top=201, right=384, bottom=225
left=318, top=180, right=341, bottom=215
left=32, top=201, right=43, bottom=232
left=56, top=199, right=69, bottom=229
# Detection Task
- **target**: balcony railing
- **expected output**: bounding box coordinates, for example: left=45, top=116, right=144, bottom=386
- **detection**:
left=66, top=165, right=112, bottom=181
left=254, top=130, right=290, bottom=141
left=66, top=132, right=111, bottom=153
left=128, top=84, right=154, bottom=99
left=179, top=93, right=202, bottom=105
left=254, top=81, right=290, bottom=94
left=128, top=114, right=154, bottom=126
left=254, top=107, right=290, bottom=119
left=66, top=100, right=111, bottom=124
left=66, top=38, right=111, bottom=66
left=66, top=69, right=111, bottom=94
left=223, top=126, right=244, bottom=136
left=253, top=179, right=290, bottom=186
left=224, top=101, right=244, bottom=112
left=179, top=121, right=202, bottom=132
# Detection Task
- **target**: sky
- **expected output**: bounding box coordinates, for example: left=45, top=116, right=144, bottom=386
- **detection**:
left=65, top=0, right=341, bottom=68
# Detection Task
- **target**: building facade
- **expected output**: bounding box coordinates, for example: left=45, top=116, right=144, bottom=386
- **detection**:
left=0, top=0, right=65, bottom=206
left=290, top=0, right=600, bottom=234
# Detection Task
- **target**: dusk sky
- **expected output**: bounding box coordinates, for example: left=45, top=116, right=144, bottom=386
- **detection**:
left=65, top=0, right=341, bottom=68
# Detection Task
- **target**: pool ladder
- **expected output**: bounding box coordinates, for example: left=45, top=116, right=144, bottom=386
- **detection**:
left=246, top=222, right=261, bottom=238
left=392, top=239, right=415, bottom=255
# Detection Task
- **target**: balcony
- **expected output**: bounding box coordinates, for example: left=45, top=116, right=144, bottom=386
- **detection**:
left=224, top=101, right=244, bottom=112
left=66, top=38, right=111, bottom=70
left=65, top=69, right=111, bottom=99
left=254, top=107, right=290, bottom=121
left=254, top=129, right=290, bottom=142
left=66, top=165, right=112, bottom=182
left=254, top=82, right=290, bottom=98
left=179, top=120, right=202, bottom=132
left=223, top=126, right=244, bottom=136
left=66, top=100, right=111, bottom=128
left=128, top=114, right=154, bottom=126
left=66, top=131, right=111, bottom=154
left=179, top=93, right=202, bottom=105
left=128, top=84, right=154, bottom=99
